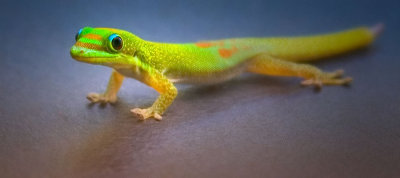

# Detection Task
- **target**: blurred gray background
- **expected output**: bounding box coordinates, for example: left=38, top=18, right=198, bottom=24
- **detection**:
left=0, top=0, right=399, bottom=177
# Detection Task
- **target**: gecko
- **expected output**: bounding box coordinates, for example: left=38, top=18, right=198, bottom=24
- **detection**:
left=70, top=23, right=383, bottom=120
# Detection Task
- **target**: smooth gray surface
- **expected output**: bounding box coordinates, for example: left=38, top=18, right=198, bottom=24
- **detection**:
left=1, top=0, right=399, bottom=177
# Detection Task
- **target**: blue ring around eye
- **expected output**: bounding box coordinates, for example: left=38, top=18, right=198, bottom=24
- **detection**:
left=75, top=28, right=84, bottom=41
left=108, top=34, right=119, bottom=41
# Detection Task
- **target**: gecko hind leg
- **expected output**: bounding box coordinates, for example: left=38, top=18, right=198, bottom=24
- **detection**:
left=247, top=54, right=352, bottom=88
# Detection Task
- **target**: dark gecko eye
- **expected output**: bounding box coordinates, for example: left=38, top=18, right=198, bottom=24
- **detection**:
left=75, top=28, right=83, bottom=41
left=108, top=34, right=123, bottom=51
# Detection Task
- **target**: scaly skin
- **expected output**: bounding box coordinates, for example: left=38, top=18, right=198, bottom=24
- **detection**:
left=70, top=24, right=383, bottom=120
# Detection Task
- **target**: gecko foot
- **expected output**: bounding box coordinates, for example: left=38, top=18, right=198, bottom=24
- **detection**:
left=301, top=69, right=352, bottom=89
left=301, top=77, right=352, bottom=88
left=87, top=92, right=117, bottom=103
left=131, top=108, right=162, bottom=121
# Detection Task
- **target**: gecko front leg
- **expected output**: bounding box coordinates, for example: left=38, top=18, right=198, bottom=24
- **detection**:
left=130, top=67, right=177, bottom=121
left=87, top=69, right=124, bottom=103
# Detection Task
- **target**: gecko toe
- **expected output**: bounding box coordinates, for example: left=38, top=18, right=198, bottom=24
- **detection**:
left=87, top=92, right=101, bottom=102
left=131, top=108, right=163, bottom=121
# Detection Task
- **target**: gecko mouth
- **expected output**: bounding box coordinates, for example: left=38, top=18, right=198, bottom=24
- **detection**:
left=70, top=47, right=114, bottom=66
left=70, top=45, right=116, bottom=57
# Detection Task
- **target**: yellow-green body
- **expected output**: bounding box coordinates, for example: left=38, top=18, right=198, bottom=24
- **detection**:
left=70, top=24, right=382, bottom=120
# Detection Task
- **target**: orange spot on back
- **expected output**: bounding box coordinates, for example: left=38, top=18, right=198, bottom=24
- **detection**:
left=218, top=47, right=238, bottom=58
left=196, top=40, right=242, bottom=58
left=195, top=41, right=226, bottom=48
left=195, top=42, right=214, bottom=48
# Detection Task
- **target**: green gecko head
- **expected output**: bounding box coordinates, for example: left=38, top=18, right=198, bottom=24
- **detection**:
left=70, top=27, right=141, bottom=66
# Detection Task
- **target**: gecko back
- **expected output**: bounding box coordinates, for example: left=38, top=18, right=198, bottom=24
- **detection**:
left=192, top=25, right=380, bottom=63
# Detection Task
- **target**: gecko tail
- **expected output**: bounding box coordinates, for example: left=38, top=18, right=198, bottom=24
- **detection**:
left=263, top=23, right=384, bottom=62
left=369, top=23, right=384, bottom=38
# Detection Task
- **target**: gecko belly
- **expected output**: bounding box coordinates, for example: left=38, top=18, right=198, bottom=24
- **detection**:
left=165, top=61, right=249, bottom=84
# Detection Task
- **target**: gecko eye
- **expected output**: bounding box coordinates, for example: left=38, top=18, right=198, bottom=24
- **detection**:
left=108, top=34, right=123, bottom=52
left=75, top=28, right=83, bottom=41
